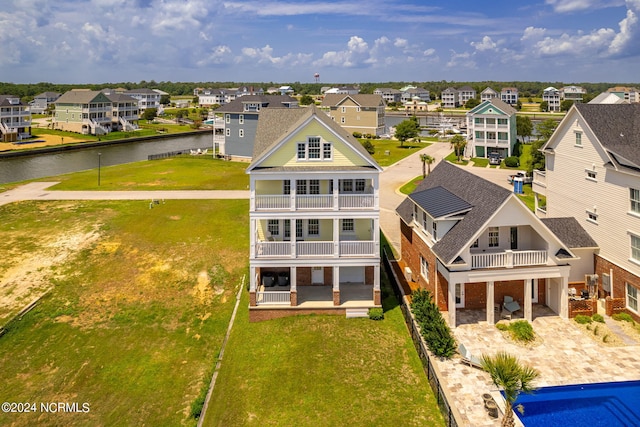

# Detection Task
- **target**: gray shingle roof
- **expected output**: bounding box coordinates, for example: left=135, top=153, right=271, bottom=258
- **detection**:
left=408, top=186, right=473, bottom=219
left=396, top=161, right=512, bottom=264
left=216, top=95, right=297, bottom=114
left=55, top=90, right=110, bottom=104
left=541, top=217, right=598, bottom=249
left=249, top=105, right=380, bottom=171
left=574, top=103, right=640, bottom=169
left=0, top=95, right=25, bottom=106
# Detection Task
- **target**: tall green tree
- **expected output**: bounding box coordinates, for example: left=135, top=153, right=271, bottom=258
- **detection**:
left=450, top=134, right=467, bottom=162
left=516, top=115, right=533, bottom=143
left=299, top=94, right=315, bottom=105
left=394, top=118, right=420, bottom=147
left=420, top=154, right=435, bottom=178
left=527, top=119, right=558, bottom=173
left=481, top=352, right=540, bottom=427
left=539, top=101, right=549, bottom=112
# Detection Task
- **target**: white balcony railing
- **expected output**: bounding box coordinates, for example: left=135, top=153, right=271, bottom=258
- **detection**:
left=255, top=240, right=377, bottom=258
left=298, top=241, right=333, bottom=256
left=256, top=291, right=290, bottom=305
left=471, top=250, right=547, bottom=269
left=297, top=195, right=333, bottom=209
left=340, top=240, right=375, bottom=255
left=254, top=193, right=375, bottom=211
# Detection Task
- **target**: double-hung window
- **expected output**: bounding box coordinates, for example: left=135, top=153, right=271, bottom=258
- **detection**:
left=488, top=227, right=499, bottom=247
left=267, top=219, right=279, bottom=236
left=631, top=234, right=640, bottom=262
left=308, top=137, right=321, bottom=159
left=626, top=283, right=638, bottom=313
left=309, top=179, right=320, bottom=195
left=342, top=219, right=354, bottom=233
left=420, top=256, right=429, bottom=282
left=631, top=188, right=640, bottom=214
left=308, top=219, right=319, bottom=236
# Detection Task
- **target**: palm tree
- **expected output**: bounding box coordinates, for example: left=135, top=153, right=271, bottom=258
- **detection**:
left=450, top=134, right=467, bottom=162
left=481, top=352, right=540, bottom=427
left=420, top=154, right=435, bottom=178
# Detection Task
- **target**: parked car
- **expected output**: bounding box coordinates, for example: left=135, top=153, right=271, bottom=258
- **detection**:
left=488, top=152, right=501, bottom=165
left=507, top=172, right=533, bottom=184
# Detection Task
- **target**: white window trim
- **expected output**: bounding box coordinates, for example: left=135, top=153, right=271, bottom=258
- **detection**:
left=239, top=114, right=244, bottom=124
left=626, top=282, right=638, bottom=314
left=630, top=188, right=640, bottom=216
left=574, top=131, right=582, bottom=147
left=342, top=218, right=355, bottom=233
left=630, top=232, right=640, bottom=265
left=420, top=256, right=429, bottom=282
left=239, top=129, right=244, bottom=138
left=586, top=209, right=598, bottom=224
left=225, top=114, right=230, bottom=123
left=585, top=168, right=597, bottom=182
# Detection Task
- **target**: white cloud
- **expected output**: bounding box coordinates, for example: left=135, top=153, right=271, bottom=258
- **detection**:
left=545, top=0, right=625, bottom=13
left=521, top=26, right=546, bottom=41
left=237, top=45, right=313, bottom=67
left=471, top=36, right=497, bottom=52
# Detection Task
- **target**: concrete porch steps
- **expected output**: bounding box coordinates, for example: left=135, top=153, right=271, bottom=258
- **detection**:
left=346, top=308, right=369, bottom=318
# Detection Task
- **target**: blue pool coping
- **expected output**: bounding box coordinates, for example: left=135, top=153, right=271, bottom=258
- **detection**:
left=507, top=380, right=640, bottom=427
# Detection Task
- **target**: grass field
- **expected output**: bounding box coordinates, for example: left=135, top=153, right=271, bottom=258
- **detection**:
left=0, top=199, right=248, bottom=426
left=363, top=139, right=427, bottom=167
left=203, top=277, right=444, bottom=426
left=47, top=157, right=250, bottom=191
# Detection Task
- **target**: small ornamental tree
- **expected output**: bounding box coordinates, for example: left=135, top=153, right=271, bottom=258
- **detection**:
left=394, top=118, right=419, bottom=147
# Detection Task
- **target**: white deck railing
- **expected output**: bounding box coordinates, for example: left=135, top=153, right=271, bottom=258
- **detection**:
left=256, top=291, right=291, bottom=305
left=256, top=242, right=291, bottom=257
left=340, top=240, right=375, bottom=255
left=298, top=241, right=333, bottom=256
left=254, top=193, right=376, bottom=210
left=471, top=250, right=547, bottom=269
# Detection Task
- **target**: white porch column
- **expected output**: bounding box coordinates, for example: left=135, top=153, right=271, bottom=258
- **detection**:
left=448, top=282, right=457, bottom=328
left=486, top=281, right=495, bottom=325
left=333, top=266, right=340, bottom=306
left=249, top=266, right=257, bottom=292
left=250, top=218, right=256, bottom=258
left=332, top=178, right=339, bottom=211
left=291, top=219, right=297, bottom=258
left=290, top=179, right=297, bottom=211
left=560, top=276, right=569, bottom=319
left=373, top=218, right=380, bottom=255
left=290, top=266, right=297, bottom=306
left=374, top=264, right=381, bottom=305
left=524, top=279, right=533, bottom=322
left=333, top=218, right=340, bottom=257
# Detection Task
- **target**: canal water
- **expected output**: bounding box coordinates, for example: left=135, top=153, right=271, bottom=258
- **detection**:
left=0, top=132, right=213, bottom=185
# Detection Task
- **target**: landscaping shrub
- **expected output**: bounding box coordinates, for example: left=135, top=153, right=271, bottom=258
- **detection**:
left=352, top=131, right=362, bottom=138
left=368, top=307, right=384, bottom=320
left=504, top=156, right=520, bottom=167
left=513, top=141, right=522, bottom=157
left=574, top=315, right=592, bottom=324
left=410, top=289, right=456, bottom=358
left=496, top=323, right=509, bottom=331
left=612, top=312, right=634, bottom=322
left=592, top=313, right=605, bottom=323
left=360, top=140, right=375, bottom=155
left=509, top=320, right=535, bottom=342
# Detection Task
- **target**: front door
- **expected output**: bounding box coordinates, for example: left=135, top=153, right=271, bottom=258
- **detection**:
left=312, top=267, right=324, bottom=284
left=455, top=283, right=465, bottom=308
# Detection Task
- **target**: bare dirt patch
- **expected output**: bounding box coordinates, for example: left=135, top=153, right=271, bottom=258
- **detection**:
left=0, top=227, right=101, bottom=325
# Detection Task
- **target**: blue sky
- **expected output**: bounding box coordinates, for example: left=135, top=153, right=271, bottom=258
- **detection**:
left=1, top=0, right=639, bottom=84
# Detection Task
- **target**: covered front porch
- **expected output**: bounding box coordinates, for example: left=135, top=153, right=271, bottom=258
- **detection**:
left=443, top=264, right=571, bottom=328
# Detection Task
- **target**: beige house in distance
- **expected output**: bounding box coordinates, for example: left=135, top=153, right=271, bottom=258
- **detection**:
left=320, top=94, right=385, bottom=136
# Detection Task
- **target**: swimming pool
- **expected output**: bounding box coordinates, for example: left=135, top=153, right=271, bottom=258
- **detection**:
left=510, top=380, right=640, bottom=427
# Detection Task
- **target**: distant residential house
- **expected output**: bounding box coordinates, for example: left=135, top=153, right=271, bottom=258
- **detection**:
left=533, top=103, right=640, bottom=322
left=606, top=86, right=639, bottom=103
left=441, top=87, right=460, bottom=109
left=324, top=86, right=359, bottom=95
left=588, top=92, right=628, bottom=104
left=481, top=87, right=499, bottom=102
left=543, top=87, right=561, bottom=112
left=320, top=94, right=385, bottom=136
left=106, top=93, right=139, bottom=131
left=0, top=95, right=31, bottom=142
left=198, top=89, right=227, bottom=106
left=30, top=92, right=61, bottom=114
left=401, top=87, right=430, bottom=103
left=396, top=161, right=592, bottom=327
left=501, top=87, right=519, bottom=105
left=124, top=88, right=161, bottom=111
left=466, top=98, right=517, bottom=159
left=373, top=88, right=402, bottom=104
left=403, top=97, right=429, bottom=114
left=560, top=85, right=586, bottom=102
left=279, top=86, right=295, bottom=95
left=458, top=86, right=476, bottom=105
left=54, top=90, right=112, bottom=135
left=247, top=106, right=383, bottom=320
left=212, top=94, right=298, bottom=159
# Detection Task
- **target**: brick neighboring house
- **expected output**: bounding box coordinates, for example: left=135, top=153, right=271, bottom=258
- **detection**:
left=533, top=103, right=640, bottom=321
left=466, top=98, right=517, bottom=159
left=396, top=161, right=596, bottom=327
left=247, top=106, right=382, bottom=321
left=211, top=94, right=298, bottom=160
left=320, top=94, right=385, bottom=136
left=54, top=90, right=112, bottom=135
left=0, top=95, right=31, bottom=142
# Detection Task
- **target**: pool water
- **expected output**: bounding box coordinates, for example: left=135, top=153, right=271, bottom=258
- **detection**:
left=509, top=380, right=640, bottom=427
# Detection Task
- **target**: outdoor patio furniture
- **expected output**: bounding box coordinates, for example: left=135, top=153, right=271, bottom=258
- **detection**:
left=503, top=295, right=521, bottom=314
left=458, top=343, right=483, bottom=369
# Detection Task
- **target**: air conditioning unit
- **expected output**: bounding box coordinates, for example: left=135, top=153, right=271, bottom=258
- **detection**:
left=602, top=273, right=611, bottom=293
left=405, top=267, right=413, bottom=282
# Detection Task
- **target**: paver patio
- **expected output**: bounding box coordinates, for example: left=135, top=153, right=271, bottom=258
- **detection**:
left=436, top=306, right=640, bottom=426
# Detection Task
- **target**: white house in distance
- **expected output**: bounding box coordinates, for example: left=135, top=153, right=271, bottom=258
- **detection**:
left=543, top=87, right=561, bottom=112
left=533, top=103, right=640, bottom=321
left=0, top=95, right=32, bottom=142
left=246, top=106, right=382, bottom=321
left=466, top=98, right=518, bottom=160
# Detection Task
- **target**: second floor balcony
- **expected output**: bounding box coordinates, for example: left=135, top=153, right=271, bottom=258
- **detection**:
left=471, top=249, right=548, bottom=269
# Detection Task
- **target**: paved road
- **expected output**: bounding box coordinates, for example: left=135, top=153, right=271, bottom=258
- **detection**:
left=1, top=148, right=516, bottom=255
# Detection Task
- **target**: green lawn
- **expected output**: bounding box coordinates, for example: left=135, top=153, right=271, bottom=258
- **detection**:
left=45, top=157, right=249, bottom=191
left=399, top=175, right=424, bottom=195
left=0, top=199, right=248, bottom=427
left=203, top=278, right=444, bottom=426
left=363, top=139, right=427, bottom=167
